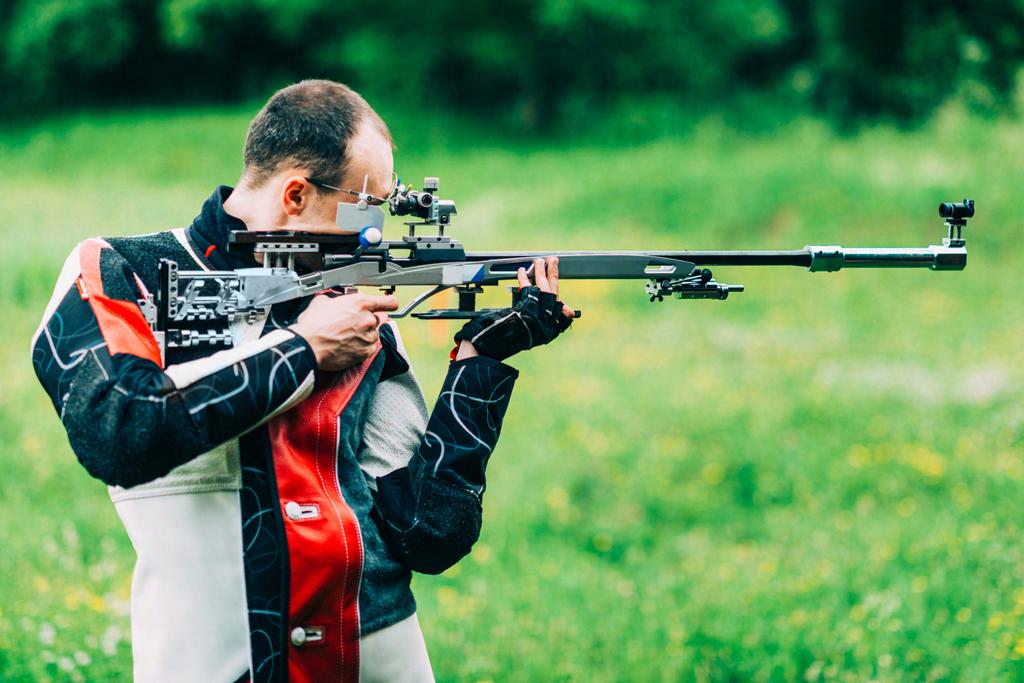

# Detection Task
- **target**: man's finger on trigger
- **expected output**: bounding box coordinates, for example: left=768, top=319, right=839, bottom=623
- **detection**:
left=533, top=258, right=550, bottom=292
left=517, top=266, right=530, bottom=289
left=548, top=256, right=559, bottom=296
left=374, top=311, right=390, bottom=327
left=363, top=295, right=400, bottom=312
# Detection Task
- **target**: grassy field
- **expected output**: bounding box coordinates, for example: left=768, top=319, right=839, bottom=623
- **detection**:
left=0, top=102, right=1021, bottom=682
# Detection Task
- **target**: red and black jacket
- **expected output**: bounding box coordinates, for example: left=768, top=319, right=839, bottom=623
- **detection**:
left=30, top=187, right=518, bottom=682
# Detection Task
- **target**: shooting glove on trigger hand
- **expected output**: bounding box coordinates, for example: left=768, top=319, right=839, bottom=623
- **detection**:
left=454, top=286, right=572, bottom=361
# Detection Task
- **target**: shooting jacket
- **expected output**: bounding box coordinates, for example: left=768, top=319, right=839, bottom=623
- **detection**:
left=30, top=187, right=518, bottom=683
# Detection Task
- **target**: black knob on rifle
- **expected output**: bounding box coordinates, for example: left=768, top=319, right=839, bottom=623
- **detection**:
left=938, top=199, right=974, bottom=220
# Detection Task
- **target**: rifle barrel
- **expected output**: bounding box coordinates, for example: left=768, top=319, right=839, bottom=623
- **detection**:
left=463, top=250, right=811, bottom=267
left=463, top=245, right=966, bottom=271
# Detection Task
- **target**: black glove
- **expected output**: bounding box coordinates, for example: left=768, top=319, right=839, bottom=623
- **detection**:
left=453, top=286, right=573, bottom=361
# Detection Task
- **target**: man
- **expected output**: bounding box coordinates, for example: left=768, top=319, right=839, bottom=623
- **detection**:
left=30, top=79, right=573, bottom=682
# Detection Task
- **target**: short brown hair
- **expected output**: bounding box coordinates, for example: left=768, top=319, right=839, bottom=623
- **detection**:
left=242, top=79, right=391, bottom=188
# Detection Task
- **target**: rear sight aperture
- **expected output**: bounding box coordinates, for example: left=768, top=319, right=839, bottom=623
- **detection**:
left=391, top=189, right=434, bottom=219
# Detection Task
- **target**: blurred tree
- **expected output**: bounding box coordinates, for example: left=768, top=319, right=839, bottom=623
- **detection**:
left=4, top=0, right=138, bottom=100
left=808, top=0, right=1024, bottom=123
left=1, top=0, right=1022, bottom=127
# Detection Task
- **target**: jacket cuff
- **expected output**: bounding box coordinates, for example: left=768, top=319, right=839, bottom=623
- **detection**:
left=449, top=354, right=520, bottom=380
left=285, top=329, right=320, bottom=378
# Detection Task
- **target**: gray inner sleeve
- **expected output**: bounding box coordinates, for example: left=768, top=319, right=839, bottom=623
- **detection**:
left=358, top=323, right=430, bottom=489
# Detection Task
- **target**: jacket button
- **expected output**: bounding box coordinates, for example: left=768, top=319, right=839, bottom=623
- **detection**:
left=291, top=626, right=306, bottom=646
left=285, top=501, right=302, bottom=520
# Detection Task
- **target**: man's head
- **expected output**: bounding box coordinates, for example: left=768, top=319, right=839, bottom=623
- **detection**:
left=228, top=79, right=394, bottom=234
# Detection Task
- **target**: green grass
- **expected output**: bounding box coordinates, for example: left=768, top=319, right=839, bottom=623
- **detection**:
left=0, top=102, right=1021, bottom=682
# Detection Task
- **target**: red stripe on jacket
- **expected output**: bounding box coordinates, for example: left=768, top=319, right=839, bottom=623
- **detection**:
left=77, top=238, right=162, bottom=365
left=268, top=347, right=381, bottom=683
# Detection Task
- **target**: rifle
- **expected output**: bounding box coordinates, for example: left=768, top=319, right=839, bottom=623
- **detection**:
left=144, top=177, right=973, bottom=358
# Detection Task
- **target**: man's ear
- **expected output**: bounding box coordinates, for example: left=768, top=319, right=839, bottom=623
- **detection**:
left=281, top=176, right=312, bottom=216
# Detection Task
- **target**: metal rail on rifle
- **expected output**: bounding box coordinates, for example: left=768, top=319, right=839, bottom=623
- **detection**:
left=144, top=175, right=972, bottom=357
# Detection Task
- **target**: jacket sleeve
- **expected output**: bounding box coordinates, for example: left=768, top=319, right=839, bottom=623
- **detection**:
left=30, top=239, right=317, bottom=488
left=370, top=352, right=518, bottom=574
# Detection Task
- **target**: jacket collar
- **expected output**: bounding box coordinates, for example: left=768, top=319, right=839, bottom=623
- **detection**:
left=186, top=186, right=256, bottom=270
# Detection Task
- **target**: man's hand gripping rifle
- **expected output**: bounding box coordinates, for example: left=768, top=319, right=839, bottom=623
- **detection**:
left=144, top=178, right=973, bottom=361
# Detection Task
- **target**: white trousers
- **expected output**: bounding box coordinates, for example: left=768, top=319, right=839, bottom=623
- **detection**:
left=360, top=613, right=435, bottom=683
